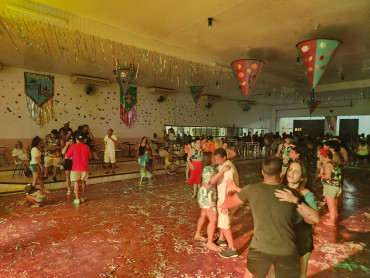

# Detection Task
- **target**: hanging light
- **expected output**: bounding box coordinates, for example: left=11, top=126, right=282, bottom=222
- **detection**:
left=208, top=18, right=213, bottom=29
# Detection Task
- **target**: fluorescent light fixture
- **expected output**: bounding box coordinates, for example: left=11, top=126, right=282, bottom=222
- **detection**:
left=7, top=4, right=68, bottom=25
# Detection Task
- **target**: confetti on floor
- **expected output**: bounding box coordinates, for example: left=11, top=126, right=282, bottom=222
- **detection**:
left=0, top=162, right=369, bottom=277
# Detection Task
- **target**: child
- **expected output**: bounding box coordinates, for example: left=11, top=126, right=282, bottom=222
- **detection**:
left=318, top=149, right=342, bottom=226
left=166, top=146, right=180, bottom=175
left=24, top=184, right=46, bottom=208
left=276, top=135, right=296, bottom=174
left=139, top=149, right=152, bottom=186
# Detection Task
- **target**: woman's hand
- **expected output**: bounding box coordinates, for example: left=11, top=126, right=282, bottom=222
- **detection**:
left=275, top=188, right=299, bottom=204
left=221, top=165, right=231, bottom=172
left=227, top=179, right=241, bottom=193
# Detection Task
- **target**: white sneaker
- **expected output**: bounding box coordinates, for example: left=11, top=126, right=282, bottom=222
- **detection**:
left=80, top=198, right=86, bottom=203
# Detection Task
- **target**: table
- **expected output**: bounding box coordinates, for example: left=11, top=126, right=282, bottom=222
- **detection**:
left=246, top=142, right=259, bottom=156
left=90, top=143, right=100, bottom=152
left=122, top=142, right=135, bottom=157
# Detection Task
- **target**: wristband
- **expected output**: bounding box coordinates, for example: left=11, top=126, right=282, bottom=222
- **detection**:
left=295, top=196, right=303, bottom=207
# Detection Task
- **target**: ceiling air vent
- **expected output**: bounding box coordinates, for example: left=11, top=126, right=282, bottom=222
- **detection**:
left=237, top=100, right=256, bottom=105
left=147, top=87, right=176, bottom=96
left=71, top=75, right=110, bottom=86
left=199, top=94, right=223, bottom=102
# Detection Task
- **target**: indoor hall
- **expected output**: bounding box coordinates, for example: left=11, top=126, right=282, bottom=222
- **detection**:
left=0, top=0, right=369, bottom=277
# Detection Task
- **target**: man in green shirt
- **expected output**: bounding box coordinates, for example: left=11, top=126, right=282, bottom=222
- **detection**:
left=220, top=157, right=300, bottom=278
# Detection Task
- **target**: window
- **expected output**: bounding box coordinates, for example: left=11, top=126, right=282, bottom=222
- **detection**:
left=165, top=125, right=268, bottom=139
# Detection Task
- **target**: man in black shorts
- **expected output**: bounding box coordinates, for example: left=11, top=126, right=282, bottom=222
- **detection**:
left=220, top=157, right=300, bottom=278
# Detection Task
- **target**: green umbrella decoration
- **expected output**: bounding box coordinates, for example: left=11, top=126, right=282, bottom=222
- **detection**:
left=189, top=86, right=204, bottom=104
left=296, top=39, right=342, bottom=113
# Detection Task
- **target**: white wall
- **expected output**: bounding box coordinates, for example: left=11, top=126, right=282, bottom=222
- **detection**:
left=271, top=98, right=370, bottom=133
left=337, top=115, right=370, bottom=135
left=0, top=66, right=271, bottom=140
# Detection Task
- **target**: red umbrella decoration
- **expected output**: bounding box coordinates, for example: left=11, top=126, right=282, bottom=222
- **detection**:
left=296, top=39, right=342, bottom=113
left=231, top=59, right=264, bottom=99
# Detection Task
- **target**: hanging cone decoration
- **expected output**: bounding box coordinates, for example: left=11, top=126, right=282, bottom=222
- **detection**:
left=114, top=68, right=137, bottom=127
left=24, top=72, right=55, bottom=127
left=231, top=59, right=264, bottom=99
left=189, top=86, right=204, bottom=104
left=296, top=39, right=342, bottom=90
left=306, top=100, right=321, bottom=114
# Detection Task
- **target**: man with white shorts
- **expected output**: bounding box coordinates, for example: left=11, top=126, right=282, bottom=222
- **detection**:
left=104, top=129, right=117, bottom=174
left=214, top=148, right=240, bottom=258
left=65, top=134, right=92, bottom=205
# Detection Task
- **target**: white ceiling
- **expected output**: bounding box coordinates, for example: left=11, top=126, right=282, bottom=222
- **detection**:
left=0, top=0, right=370, bottom=104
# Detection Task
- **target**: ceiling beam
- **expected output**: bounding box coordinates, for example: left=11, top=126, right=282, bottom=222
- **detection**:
left=315, top=79, right=370, bottom=92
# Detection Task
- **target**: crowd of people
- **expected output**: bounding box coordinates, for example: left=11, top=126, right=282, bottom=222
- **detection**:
left=22, top=122, right=95, bottom=206
left=9, top=124, right=369, bottom=276
left=175, top=131, right=368, bottom=277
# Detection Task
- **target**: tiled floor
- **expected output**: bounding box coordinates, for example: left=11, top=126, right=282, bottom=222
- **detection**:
left=0, top=162, right=369, bottom=277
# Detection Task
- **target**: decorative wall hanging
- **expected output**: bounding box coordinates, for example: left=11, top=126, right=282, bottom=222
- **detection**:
left=230, top=59, right=264, bottom=99
left=114, top=68, right=137, bottom=127
left=189, top=86, right=204, bottom=104
left=24, top=72, right=55, bottom=127
left=296, top=39, right=342, bottom=113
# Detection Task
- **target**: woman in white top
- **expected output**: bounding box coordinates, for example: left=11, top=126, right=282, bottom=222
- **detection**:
left=29, top=136, right=50, bottom=194
left=12, top=141, right=30, bottom=165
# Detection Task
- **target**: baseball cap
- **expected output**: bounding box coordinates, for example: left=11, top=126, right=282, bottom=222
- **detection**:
left=76, top=133, right=84, bottom=141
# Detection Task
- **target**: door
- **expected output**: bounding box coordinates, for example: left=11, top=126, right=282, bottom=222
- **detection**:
left=339, top=119, right=358, bottom=137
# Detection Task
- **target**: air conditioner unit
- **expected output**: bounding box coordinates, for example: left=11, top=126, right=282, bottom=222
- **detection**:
left=200, top=94, right=223, bottom=102
left=71, top=75, right=110, bottom=86
left=238, top=100, right=256, bottom=105
left=147, top=87, right=176, bottom=96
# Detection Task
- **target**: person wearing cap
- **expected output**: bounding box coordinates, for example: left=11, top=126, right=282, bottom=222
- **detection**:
left=44, top=129, right=65, bottom=182
left=65, top=134, right=92, bottom=205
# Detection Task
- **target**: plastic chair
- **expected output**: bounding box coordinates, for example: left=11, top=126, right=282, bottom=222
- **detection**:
left=12, top=162, right=29, bottom=178
left=0, top=148, right=9, bottom=165
left=91, top=151, right=104, bottom=170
